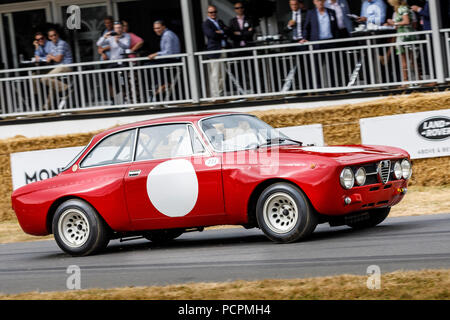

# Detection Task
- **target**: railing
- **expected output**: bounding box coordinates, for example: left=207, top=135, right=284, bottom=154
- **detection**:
left=0, top=30, right=449, bottom=117
left=0, top=54, right=191, bottom=116
left=442, top=29, right=450, bottom=81
left=195, top=30, right=436, bottom=101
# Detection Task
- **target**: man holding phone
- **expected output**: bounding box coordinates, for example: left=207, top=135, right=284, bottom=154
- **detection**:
left=96, top=21, right=130, bottom=65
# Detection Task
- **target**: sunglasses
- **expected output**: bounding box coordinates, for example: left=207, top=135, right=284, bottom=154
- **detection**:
left=48, top=34, right=57, bottom=37
left=235, top=6, right=244, bottom=9
left=35, top=37, right=44, bottom=41
left=208, top=11, right=217, bottom=13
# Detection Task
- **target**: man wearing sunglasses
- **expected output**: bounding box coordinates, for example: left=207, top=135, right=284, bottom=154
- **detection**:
left=33, top=32, right=53, bottom=63
left=202, top=5, right=229, bottom=98
left=229, top=2, right=254, bottom=49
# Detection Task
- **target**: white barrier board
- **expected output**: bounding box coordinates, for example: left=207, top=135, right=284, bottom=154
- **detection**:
left=10, top=146, right=84, bottom=190
left=278, top=124, right=324, bottom=146
left=360, top=110, right=450, bottom=159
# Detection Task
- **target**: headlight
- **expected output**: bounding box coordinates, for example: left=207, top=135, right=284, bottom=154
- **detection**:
left=340, top=167, right=354, bottom=189
left=393, top=161, right=402, bottom=180
left=355, top=167, right=366, bottom=186
left=401, top=159, right=412, bottom=179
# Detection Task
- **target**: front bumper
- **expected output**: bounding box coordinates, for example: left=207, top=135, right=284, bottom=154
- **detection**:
left=314, top=179, right=408, bottom=216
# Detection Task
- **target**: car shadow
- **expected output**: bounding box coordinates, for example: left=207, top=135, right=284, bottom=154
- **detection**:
left=37, top=221, right=410, bottom=259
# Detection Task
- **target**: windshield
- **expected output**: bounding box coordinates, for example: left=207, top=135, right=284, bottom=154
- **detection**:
left=201, top=114, right=292, bottom=152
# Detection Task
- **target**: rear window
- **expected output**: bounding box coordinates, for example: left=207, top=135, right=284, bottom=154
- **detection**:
left=80, top=130, right=136, bottom=168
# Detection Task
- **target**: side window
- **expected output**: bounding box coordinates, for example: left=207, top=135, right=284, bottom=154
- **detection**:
left=188, top=125, right=206, bottom=155
left=81, top=130, right=135, bottom=168
left=135, top=124, right=194, bottom=161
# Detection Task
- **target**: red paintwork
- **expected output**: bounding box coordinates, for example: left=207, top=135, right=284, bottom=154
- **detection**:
left=11, top=112, right=410, bottom=236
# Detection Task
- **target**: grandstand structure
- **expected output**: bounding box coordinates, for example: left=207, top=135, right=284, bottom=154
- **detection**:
left=0, top=0, right=449, bottom=120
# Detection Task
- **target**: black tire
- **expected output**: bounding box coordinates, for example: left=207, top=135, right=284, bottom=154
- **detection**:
left=347, top=208, right=391, bottom=229
left=52, top=199, right=110, bottom=256
left=256, top=182, right=318, bottom=243
left=144, top=229, right=184, bottom=244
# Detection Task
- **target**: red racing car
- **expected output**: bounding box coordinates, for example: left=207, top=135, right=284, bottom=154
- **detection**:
left=11, top=113, right=412, bottom=256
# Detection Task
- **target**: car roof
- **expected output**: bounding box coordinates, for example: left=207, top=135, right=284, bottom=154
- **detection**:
left=93, top=111, right=245, bottom=141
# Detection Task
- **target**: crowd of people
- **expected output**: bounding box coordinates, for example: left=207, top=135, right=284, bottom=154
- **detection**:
left=202, top=0, right=434, bottom=95
left=32, top=17, right=181, bottom=107
left=29, top=0, right=437, bottom=105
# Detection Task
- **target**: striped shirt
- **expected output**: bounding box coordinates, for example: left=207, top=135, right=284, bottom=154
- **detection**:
left=49, top=39, right=73, bottom=64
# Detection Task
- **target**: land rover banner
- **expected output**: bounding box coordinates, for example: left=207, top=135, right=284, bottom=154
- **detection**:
left=360, top=109, right=450, bottom=159
left=10, top=146, right=84, bottom=190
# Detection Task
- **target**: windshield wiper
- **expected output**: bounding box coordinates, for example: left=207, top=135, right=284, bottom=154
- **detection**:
left=257, top=137, right=303, bottom=149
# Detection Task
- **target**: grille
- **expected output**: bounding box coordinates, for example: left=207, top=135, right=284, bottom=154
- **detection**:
left=377, top=160, right=391, bottom=184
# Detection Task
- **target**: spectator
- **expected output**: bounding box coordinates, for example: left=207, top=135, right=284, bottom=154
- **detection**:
left=122, top=20, right=144, bottom=58
left=202, top=5, right=229, bottom=97
left=96, top=21, right=130, bottom=64
left=284, top=0, right=307, bottom=42
left=358, top=0, right=387, bottom=26
left=97, top=16, right=114, bottom=61
left=411, top=1, right=430, bottom=31
left=325, top=0, right=352, bottom=38
left=96, top=21, right=130, bottom=103
left=148, top=20, right=181, bottom=61
left=301, top=0, right=339, bottom=44
left=33, top=32, right=52, bottom=62
left=385, top=0, right=416, bottom=83
left=203, top=5, right=229, bottom=55
left=40, top=29, right=73, bottom=110
left=228, top=2, right=255, bottom=49
left=301, top=0, right=339, bottom=88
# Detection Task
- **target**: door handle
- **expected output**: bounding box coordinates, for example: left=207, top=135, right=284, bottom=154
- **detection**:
left=128, top=170, right=141, bottom=177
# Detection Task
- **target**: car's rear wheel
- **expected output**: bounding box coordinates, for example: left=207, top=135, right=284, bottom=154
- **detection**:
left=346, top=208, right=391, bottom=229
left=144, top=229, right=184, bottom=244
left=256, top=182, right=318, bottom=243
left=53, top=199, right=110, bottom=256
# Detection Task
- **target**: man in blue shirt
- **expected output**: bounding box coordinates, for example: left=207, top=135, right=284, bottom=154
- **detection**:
left=301, top=0, right=339, bottom=44
left=147, top=20, right=182, bottom=101
left=357, top=0, right=387, bottom=26
left=33, top=32, right=53, bottom=63
left=40, top=29, right=73, bottom=110
left=301, top=0, right=340, bottom=88
left=97, top=16, right=114, bottom=61
left=148, top=20, right=181, bottom=61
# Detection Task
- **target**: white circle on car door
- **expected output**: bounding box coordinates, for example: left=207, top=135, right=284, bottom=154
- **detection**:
left=146, top=159, right=199, bottom=217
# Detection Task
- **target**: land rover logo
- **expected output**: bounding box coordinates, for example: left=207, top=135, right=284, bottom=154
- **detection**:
left=417, top=116, right=450, bottom=141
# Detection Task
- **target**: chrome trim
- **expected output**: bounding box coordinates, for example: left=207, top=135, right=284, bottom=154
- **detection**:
left=187, top=124, right=212, bottom=157
left=340, top=167, right=354, bottom=189
left=355, top=167, right=367, bottom=186
left=377, top=160, right=391, bottom=184
left=78, top=121, right=209, bottom=170
left=128, top=170, right=141, bottom=177
left=79, top=128, right=137, bottom=169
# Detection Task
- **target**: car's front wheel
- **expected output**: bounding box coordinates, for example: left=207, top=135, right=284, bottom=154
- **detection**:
left=52, top=199, right=110, bottom=256
left=346, top=208, right=391, bottom=229
left=256, top=183, right=318, bottom=243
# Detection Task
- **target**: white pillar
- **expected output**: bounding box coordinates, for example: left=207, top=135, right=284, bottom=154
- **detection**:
left=429, top=0, right=445, bottom=83
left=181, top=0, right=200, bottom=102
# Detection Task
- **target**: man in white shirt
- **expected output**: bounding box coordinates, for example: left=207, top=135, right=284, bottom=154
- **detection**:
left=96, top=21, right=130, bottom=64
left=325, top=0, right=352, bottom=38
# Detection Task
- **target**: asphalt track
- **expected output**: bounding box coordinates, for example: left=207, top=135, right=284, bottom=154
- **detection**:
left=0, top=213, right=449, bottom=294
